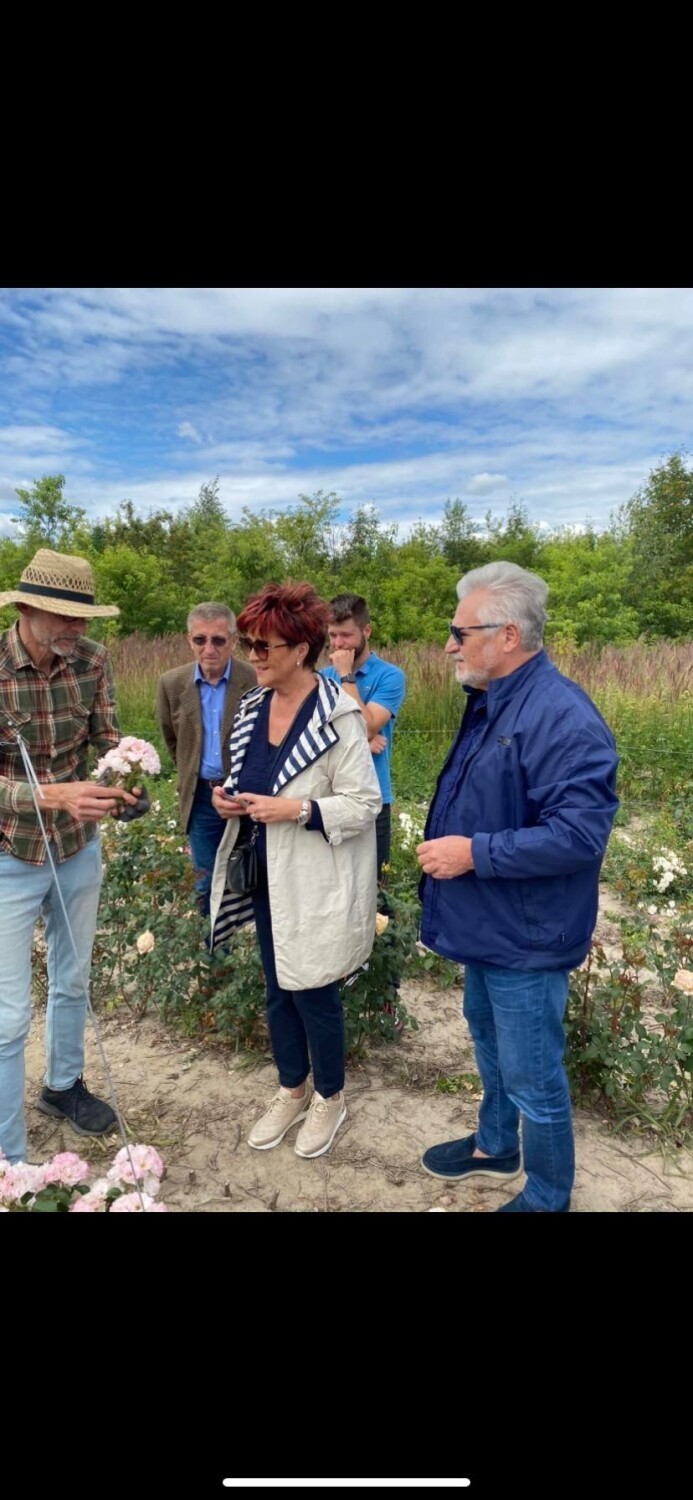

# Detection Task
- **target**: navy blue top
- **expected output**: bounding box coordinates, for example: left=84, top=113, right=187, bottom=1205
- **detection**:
left=236, top=687, right=325, bottom=875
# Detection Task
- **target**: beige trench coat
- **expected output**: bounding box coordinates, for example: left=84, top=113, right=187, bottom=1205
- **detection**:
left=209, top=687, right=382, bottom=990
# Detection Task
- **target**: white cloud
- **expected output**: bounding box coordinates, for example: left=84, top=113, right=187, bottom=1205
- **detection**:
left=0, top=287, right=690, bottom=534
left=467, top=473, right=509, bottom=495
left=0, top=424, right=77, bottom=451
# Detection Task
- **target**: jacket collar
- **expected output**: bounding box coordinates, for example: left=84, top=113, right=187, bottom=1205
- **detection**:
left=483, top=649, right=550, bottom=717
left=230, top=674, right=351, bottom=797
left=194, top=659, right=231, bottom=686
left=237, top=672, right=358, bottom=726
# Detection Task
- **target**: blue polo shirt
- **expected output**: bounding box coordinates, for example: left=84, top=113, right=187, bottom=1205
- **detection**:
left=195, top=659, right=231, bottom=780
left=321, top=651, right=405, bottom=803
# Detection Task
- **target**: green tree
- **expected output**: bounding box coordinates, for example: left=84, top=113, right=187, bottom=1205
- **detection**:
left=621, top=452, right=693, bottom=638
left=373, top=555, right=459, bottom=643
left=340, top=504, right=397, bottom=569
left=192, top=511, right=287, bottom=612
left=439, top=498, right=486, bottom=572
left=186, top=477, right=227, bottom=532
left=337, top=505, right=399, bottom=603
left=483, top=499, right=545, bottom=571
left=92, top=546, right=184, bottom=635
left=12, top=474, right=86, bottom=549
left=273, top=491, right=342, bottom=587
left=102, top=500, right=176, bottom=556
left=542, top=529, right=638, bottom=647
left=175, top=479, right=231, bottom=599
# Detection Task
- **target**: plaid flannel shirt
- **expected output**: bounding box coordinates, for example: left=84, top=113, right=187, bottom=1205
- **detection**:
left=0, top=622, right=122, bottom=865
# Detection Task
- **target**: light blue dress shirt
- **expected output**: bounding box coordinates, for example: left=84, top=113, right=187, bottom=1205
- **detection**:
left=195, top=660, right=231, bottom=780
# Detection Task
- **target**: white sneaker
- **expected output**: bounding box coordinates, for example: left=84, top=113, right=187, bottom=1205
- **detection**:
left=247, top=1084, right=311, bottom=1150
left=294, top=1091, right=347, bottom=1159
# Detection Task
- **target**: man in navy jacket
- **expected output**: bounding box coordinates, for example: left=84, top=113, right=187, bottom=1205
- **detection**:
left=417, top=561, right=619, bottom=1212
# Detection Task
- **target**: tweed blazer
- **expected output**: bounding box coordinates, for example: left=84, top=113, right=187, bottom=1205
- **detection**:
left=156, top=657, right=256, bottom=832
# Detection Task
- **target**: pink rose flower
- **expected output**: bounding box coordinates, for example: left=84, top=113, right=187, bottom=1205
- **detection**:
left=0, top=1161, right=47, bottom=1203
left=109, top=1191, right=167, bottom=1212
left=42, top=1152, right=91, bottom=1187
left=108, top=1144, right=164, bottom=1192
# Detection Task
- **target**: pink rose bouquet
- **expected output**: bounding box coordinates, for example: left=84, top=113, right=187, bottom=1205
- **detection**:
left=94, top=736, right=161, bottom=821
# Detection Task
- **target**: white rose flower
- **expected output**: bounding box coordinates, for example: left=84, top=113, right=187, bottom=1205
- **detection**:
left=136, top=930, right=155, bottom=955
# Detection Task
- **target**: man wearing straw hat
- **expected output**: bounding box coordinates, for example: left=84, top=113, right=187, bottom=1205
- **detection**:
left=0, top=548, right=140, bottom=1163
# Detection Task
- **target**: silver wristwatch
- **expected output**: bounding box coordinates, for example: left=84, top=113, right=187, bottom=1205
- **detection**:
left=296, top=798, right=311, bottom=825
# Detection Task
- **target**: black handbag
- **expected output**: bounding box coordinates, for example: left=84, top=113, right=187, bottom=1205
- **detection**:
left=225, top=821, right=259, bottom=897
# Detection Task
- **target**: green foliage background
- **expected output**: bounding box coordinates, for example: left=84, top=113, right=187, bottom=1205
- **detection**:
left=2, top=453, right=692, bottom=646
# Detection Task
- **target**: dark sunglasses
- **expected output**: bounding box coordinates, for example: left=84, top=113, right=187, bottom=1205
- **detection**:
left=448, top=621, right=503, bottom=646
left=191, top=634, right=231, bottom=647
left=238, top=636, right=291, bottom=662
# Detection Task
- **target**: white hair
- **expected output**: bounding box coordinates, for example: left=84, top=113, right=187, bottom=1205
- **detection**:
left=456, top=562, right=548, bottom=651
left=187, top=602, right=236, bottom=633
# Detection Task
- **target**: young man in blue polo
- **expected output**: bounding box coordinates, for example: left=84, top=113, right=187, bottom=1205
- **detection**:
left=323, top=593, right=406, bottom=883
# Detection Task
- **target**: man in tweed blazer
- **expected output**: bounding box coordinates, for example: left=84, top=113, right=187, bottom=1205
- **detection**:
left=156, top=602, right=256, bottom=916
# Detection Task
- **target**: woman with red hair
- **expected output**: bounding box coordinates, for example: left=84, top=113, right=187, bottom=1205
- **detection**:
left=209, top=582, right=381, bottom=1160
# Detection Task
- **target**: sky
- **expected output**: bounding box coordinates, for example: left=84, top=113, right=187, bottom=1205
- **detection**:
left=0, top=286, right=690, bottom=539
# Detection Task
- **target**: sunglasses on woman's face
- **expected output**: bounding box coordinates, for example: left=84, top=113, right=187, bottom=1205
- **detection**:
left=238, top=636, right=291, bottom=662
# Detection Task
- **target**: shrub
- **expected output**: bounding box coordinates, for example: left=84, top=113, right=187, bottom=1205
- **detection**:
left=31, top=813, right=424, bottom=1060
left=565, top=921, right=693, bottom=1140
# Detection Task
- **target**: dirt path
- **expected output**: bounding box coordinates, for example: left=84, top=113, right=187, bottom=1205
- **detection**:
left=23, top=975, right=693, bottom=1213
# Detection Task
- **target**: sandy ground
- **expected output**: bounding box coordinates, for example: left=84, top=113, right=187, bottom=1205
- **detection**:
left=23, top=953, right=693, bottom=1214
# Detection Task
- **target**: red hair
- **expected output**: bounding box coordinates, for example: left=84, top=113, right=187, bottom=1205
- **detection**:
left=237, top=582, right=330, bottom=669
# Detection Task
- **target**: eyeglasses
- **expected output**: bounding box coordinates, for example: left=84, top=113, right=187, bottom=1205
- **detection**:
left=448, top=622, right=504, bottom=646
left=238, top=636, right=291, bottom=662
left=191, top=634, right=231, bottom=648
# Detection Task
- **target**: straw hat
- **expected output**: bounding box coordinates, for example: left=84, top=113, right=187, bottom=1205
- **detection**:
left=0, top=548, right=120, bottom=619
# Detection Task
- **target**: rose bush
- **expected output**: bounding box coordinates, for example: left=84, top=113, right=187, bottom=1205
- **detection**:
left=0, top=1143, right=168, bottom=1212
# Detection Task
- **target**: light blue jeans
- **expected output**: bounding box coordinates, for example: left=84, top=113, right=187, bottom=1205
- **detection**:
left=0, top=837, right=103, bottom=1163
left=463, top=962, right=574, bottom=1212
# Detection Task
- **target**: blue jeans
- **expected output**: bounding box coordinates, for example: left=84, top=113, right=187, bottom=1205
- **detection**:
left=0, top=837, right=103, bottom=1163
left=252, top=881, right=345, bottom=1098
left=463, top=962, right=574, bottom=1212
left=187, top=779, right=227, bottom=918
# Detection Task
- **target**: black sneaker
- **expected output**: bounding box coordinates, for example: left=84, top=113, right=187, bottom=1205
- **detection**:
left=421, top=1131, right=522, bottom=1183
left=37, top=1076, right=117, bottom=1137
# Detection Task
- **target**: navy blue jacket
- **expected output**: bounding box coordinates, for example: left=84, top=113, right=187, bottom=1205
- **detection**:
left=419, top=650, right=619, bottom=971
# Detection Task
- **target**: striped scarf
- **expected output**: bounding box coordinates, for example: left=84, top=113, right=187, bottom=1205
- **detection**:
left=211, top=674, right=342, bottom=949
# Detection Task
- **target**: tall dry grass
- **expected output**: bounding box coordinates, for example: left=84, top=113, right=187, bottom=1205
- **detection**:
left=386, top=640, right=693, bottom=802
left=109, top=632, right=190, bottom=748
left=111, top=634, right=693, bottom=806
